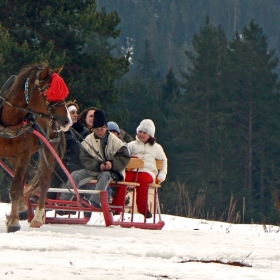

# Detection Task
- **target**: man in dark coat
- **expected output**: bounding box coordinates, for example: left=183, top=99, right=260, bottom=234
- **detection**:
left=47, top=101, right=89, bottom=198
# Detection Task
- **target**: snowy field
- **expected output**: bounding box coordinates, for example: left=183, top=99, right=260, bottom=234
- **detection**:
left=0, top=202, right=279, bottom=280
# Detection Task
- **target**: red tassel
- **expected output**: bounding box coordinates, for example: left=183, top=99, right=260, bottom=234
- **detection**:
left=44, top=73, right=69, bottom=102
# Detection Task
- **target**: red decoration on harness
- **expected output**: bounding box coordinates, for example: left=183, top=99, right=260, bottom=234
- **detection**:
left=44, top=73, right=69, bottom=102
left=22, top=117, right=28, bottom=126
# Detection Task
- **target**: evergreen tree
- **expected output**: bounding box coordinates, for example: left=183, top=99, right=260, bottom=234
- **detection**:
left=159, top=68, right=181, bottom=119
left=120, top=39, right=163, bottom=135
left=227, top=20, right=280, bottom=220
left=0, top=0, right=130, bottom=111
left=179, top=16, right=248, bottom=217
left=157, top=68, right=182, bottom=181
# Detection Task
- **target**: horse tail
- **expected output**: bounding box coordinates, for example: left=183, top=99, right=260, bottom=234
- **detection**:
left=24, top=132, right=66, bottom=197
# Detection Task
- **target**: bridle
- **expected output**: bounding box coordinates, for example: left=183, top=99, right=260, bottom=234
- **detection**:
left=25, top=67, right=67, bottom=128
left=1, top=67, right=66, bottom=128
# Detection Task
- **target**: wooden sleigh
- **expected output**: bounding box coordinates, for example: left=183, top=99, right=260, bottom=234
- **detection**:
left=0, top=130, right=165, bottom=230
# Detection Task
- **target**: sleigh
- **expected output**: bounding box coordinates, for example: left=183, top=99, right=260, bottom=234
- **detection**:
left=0, top=129, right=165, bottom=230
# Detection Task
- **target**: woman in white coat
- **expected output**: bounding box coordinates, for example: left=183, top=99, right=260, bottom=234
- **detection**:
left=112, top=119, right=167, bottom=218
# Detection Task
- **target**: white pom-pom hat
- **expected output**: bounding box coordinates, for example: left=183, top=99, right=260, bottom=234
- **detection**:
left=136, top=119, right=155, bottom=137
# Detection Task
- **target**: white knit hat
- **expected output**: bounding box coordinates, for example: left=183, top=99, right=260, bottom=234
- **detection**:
left=136, top=119, right=155, bottom=137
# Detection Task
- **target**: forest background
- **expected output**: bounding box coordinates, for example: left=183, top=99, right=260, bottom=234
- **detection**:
left=1, top=0, right=280, bottom=224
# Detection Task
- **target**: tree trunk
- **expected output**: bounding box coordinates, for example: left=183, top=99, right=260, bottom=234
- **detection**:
left=248, top=95, right=253, bottom=193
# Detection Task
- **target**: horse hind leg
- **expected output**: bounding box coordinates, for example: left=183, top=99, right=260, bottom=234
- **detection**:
left=6, top=196, right=29, bottom=221
left=17, top=173, right=29, bottom=220
left=18, top=195, right=29, bottom=220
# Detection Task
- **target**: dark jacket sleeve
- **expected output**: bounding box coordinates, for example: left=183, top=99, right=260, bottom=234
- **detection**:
left=62, top=131, right=83, bottom=169
left=110, top=146, right=130, bottom=171
left=80, top=127, right=90, bottom=140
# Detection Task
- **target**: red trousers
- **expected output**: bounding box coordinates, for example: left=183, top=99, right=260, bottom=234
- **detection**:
left=111, top=171, right=153, bottom=214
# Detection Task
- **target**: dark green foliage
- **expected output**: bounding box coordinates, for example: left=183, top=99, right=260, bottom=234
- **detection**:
left=157, top=68, right=183, bottom=182
left=95, top=0, right=280, bottom=78
left=159, top=68, right=181, bottom=118
left=175, top=17, right=280, bottom=223
left=226, top=20, right=280, bottom=221
left=118, top=39, right=164, bottom=135
left=0, top=0, right=130, bottom=111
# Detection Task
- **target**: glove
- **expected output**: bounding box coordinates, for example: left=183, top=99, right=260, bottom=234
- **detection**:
left=156, top=178, right=164, bottom=184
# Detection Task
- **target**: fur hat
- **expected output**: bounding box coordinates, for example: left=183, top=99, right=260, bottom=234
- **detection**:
left=136, top=119, right=155, bottom=137
left=93, top=110, right=107, bottom=128
left=107, top=121, right=120, bottom=135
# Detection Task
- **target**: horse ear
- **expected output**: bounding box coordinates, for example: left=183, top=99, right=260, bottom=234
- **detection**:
left=40, top=66, right=51, bottom=80
left=54, top=66, right=64, bottom=75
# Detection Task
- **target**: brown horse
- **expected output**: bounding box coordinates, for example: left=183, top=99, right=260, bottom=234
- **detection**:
left=0, top=63, right=72, bottom=232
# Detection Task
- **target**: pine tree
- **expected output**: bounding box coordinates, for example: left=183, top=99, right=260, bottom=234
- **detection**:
left=157, top=68, right=183, bottom=181
left=120, top=39, right=163, bottom=135
left=0, top=0, right=130, bottom=110
left=227, top=20, right=280, bottom=220
left=179, top=16, right=248, bottom=217
left=159, top=68, right=181, bottom=119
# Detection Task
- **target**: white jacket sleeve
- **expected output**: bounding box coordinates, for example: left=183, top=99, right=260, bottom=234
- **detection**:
left=156, top=144, right=168, bottom=181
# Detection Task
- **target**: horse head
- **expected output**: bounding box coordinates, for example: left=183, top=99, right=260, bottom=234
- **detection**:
left=27, top=65, right=72, bottom=132
left=1, top=63, right=72, bottom=132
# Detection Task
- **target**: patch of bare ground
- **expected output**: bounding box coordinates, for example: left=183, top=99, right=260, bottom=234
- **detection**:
left=179, top=259, right=252, bottom=267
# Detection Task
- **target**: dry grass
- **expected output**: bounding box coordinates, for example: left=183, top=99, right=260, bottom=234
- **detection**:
left=175, top=181, right=241, bottom=223
left=175, top=181, right=206, bottom=218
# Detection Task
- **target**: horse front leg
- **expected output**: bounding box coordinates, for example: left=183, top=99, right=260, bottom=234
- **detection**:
left=6, top=157, right=29, bottom=233
left=30, top=153, right=54, bottom=228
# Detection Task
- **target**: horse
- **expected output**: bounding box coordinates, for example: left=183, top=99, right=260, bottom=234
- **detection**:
left=0, top=63, right=72, bottom=232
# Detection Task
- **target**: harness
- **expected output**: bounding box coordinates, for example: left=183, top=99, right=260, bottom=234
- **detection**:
left=0, top=68, right=66, bottom=138
left=0, top=68, right=66, bottom=168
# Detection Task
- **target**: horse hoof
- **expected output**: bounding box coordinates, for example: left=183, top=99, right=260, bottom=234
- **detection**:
left=19, top=209, right=29, bottom=220
left=7, top=225, right=21, bottom=233
left=30, top=220, right=43, bottom=228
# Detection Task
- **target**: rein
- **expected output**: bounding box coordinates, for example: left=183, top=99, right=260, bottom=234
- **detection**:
left=0, top=95, right=59, bottom=122
left=0, top=68, right=66, bottom=127
left=70, top=127, right=104, bottom=162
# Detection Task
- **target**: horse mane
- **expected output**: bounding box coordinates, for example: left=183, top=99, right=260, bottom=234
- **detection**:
left=4, top=63, right=49, bottom=102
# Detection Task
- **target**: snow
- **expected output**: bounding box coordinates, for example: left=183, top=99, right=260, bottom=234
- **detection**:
left=0, top=203, right=280, bottom=279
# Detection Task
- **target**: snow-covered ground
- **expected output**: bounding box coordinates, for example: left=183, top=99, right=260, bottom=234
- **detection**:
left=0, top=202, right=279, bottom=279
